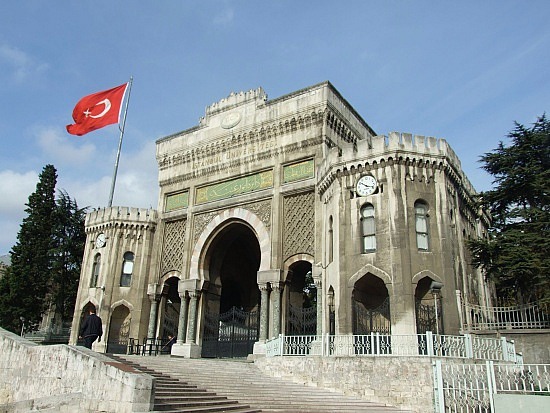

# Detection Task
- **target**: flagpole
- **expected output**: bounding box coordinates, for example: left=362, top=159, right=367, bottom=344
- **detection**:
left=107, top=76, right=133, bottom=207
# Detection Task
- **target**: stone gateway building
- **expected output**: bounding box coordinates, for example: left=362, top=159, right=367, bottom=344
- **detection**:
left=69, top=81, right=491, bottom=358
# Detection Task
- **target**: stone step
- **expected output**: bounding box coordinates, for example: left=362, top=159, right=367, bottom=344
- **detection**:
left=109, top=354, right=260, bottom=413
left=115, top=355, right=409, bottom=412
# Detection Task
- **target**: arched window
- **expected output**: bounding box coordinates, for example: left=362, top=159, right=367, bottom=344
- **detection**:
left=360, top=204, right=376, bottom=253
left=415, top=201, right=429, bottom=251
left=120, top=252, right=134, bottom=287
left=328, top=215, right=334, bottom=263
left=90, top=253, right=101, bottom=287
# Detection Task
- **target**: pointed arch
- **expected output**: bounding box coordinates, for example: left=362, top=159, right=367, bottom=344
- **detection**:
left=189, top=207, right=271, bottom=280
left=348, top=263, right=392, bottom=287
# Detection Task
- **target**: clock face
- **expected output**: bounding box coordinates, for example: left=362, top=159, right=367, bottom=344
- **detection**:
left=95, top=233, right=106, bottom=249
left=356, top=175, right=377, bottom=197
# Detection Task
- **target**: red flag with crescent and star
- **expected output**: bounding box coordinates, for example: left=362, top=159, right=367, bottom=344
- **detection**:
left=66, top=83, right=128, bottom=136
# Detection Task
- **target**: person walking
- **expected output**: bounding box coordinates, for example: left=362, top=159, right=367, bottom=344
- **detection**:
left=79, top=307, right=103, bottom=349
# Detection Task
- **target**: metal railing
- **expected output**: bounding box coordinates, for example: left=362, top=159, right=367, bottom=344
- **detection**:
left=433, top=360, right=550, bottom=413
left=457, top=292, right=550, bottom=331
left=266, top=332, right=520, bottom=363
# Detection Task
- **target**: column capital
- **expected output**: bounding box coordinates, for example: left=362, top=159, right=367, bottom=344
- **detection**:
left=270, top=281, right=284, bottom=292
left=258, top=283, right=270, bottom=292
left=147, top=283, right=162, bottom=301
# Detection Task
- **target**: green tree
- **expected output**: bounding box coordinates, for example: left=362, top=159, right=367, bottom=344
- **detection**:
left=0, top=166, right=87, bottom=334
left=468, top=115, right=550, bottom=303
left=0, top=165, right=57, bottom=332
left=47, top=190, right=87, bottom=324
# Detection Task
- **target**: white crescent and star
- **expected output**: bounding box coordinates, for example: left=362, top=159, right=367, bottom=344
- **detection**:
left=83, top=99, right=112, bottom=118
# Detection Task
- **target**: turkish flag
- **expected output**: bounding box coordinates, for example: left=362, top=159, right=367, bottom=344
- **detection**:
left=66, top=83, right=128, bottom=136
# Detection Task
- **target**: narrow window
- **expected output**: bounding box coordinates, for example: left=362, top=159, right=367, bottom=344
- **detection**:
left=415, top=201, right=429, bottom=251
left=90, top=253, right=101, bottom=287
left=328, top=216, right=334, bottom=263
left=361, top=204, right=376, bottom=252
left=120, top=252, right=134, bottom=287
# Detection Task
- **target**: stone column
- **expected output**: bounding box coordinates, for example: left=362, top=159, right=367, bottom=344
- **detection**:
left=315, top=278, right=323, bottom=335
left=259, top=284, right=269, bottom=341
left=171, top=279, right=203, bottom=358
left=271, top=282, right=283, bottom=337
left=186, top=290, right=200, bottom=344
left=177, top=293, right=189, bottom=344
left=312, top=265, right=323, bottom=335
left=146, top=283, right=162, bottom=338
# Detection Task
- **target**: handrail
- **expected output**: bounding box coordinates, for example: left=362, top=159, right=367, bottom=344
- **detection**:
left=266, top=332, right=520, bottom=363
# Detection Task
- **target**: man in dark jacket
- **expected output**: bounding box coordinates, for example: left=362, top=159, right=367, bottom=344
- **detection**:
left=79, top=307, right=103, bottom=349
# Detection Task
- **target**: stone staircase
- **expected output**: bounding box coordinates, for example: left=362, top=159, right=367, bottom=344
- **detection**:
left=112, top=355, right=410, bottom=413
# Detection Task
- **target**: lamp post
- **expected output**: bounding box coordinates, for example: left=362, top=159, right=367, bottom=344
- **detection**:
left=430, top=281, right=443, bottom=335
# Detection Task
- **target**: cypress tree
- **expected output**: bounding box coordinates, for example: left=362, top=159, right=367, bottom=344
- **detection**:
left=0, top=165, right=57, bottom=332
left=468, top=115, right=550, bottom=302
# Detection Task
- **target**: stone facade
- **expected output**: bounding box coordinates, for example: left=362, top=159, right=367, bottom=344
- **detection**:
left=70, top=81, right=490, bottom=358
left=0, top=328, right=154, bottom=412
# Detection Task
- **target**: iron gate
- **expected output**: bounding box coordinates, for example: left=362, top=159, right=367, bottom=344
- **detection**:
left=286, top=304, right=317, bottom=335
left=352, top=297, right=391, bottom=334
left=106, top=319, right=130, bottom=354
left=201, top=306, right=259, bottom=358
left=415, top=299, right=443, bottom=334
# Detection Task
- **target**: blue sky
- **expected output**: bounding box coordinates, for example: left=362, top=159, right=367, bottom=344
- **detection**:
left=1, top=1, right=548, bottom=255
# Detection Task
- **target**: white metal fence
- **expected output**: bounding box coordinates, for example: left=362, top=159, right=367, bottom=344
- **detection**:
left=457, top=292, right=550, bottom=331
left=266, top=332, right=520, bottom=362
left=433, top=361, right=550, bottom=412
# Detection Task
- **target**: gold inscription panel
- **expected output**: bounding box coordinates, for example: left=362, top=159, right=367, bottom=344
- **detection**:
left=196, top=170, right=273, bottom=204
left=165, top=191, right=189, bottom=212
left=283, top=159, right=314, bottom=184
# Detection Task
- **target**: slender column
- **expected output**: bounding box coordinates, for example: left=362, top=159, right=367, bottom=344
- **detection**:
left=259, top=284, right=270, bottom=341
left=271, top=282, right=283, bottom=337
left=147, top=295, right=160, bottom=339
left=315, top=278, right=323, bottom=335
left=186, top=290, right=201, bottom=344
left=177, top=293, right=189, bottom=344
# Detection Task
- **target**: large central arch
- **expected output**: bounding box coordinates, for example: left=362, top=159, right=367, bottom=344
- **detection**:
left=196, top=211, right=265, bottom=358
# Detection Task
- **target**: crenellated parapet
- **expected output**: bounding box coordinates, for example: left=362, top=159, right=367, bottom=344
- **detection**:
left=317, top=132, right=478, bottom=203
left=204, top=87, right=267, bottom=117
left=85, top=206, right=158, bottom=234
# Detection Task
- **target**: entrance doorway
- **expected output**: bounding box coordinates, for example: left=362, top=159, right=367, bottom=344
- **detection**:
left=201, top=222, right=260, bottom=358
left=352, top=274, right=391, bottom=334
left=285, top=260, right=316, bottom=335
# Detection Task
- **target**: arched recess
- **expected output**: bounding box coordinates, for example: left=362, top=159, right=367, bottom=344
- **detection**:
left=159, top=276, right=181, bottom=340
left=77, top=301, right=99, bottom=346
left=352, top=273, right=391, bottom=335
left=107, top=304, right=131, bottom=354
left=199, top=217, right=262, bottom=358
left=189, top=207, right=271, bottom=281
left=283, top=255, right=315, bottom=335
left=414, top=274, right=444, bottom=335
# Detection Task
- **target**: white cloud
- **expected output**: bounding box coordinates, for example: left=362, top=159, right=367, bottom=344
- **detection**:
left=0, top=169, right=39, bottom=254
left=36, top=127, right=97, bottom=166
left=0, top=42, right=49, bottom=83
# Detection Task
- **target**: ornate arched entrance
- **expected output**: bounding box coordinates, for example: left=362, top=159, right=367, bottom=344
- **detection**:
left=201, top=221, right=261, bottom=358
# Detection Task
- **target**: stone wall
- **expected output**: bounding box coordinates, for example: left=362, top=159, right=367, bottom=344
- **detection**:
left=0, top=328, right=154, bottom=412
left=255, top=356, right=435, bottom=413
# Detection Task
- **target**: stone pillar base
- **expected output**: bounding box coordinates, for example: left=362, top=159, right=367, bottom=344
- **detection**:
left=310, top=339, right=323, bottom=356
left=171, top=343, right=201, bottom=358
left=252, top=340, right=266, bottom=357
